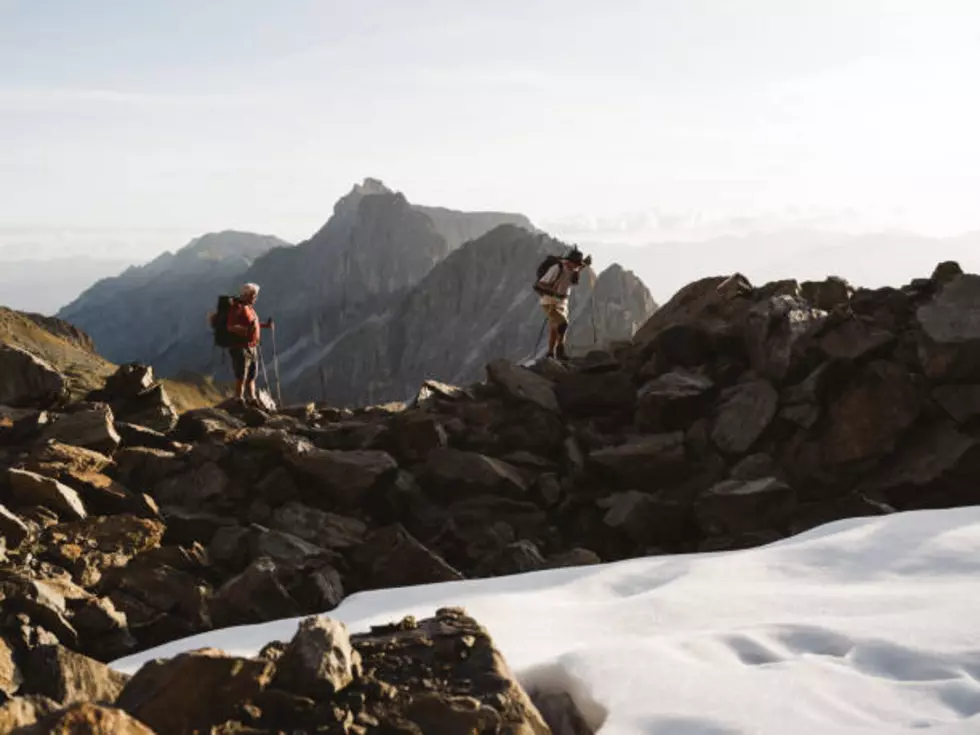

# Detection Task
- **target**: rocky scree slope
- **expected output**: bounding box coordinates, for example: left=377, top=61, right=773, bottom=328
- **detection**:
left=2, top=260, right=979, bottom=730
left=287, top=224, right=657, bottom=406
left=58, top=231, right=288, bottom=376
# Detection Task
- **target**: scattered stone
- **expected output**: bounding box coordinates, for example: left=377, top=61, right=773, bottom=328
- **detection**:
left=5, top=468, right=87, bottom=520
left=933, top=384, right=980, bottom=424
left=351, top=524, right=464, bottom=589
left=286, top=444, right=397, bottom=506
left=269, top=502, right=366, bottom=549
left=420, top=448, right=528, bottom=500
left=116, top=648, right=274, bottom=734
left=589, top=433, right=690, bottom=488
left=21, top=643, right=129, bottom=706
left=0, top=502, right=30, bottom=547
left=273, top=616, right=361, bottom=699
left=0, top=344, right=66, bottom=408
left=696, top=477, right=796, bottom=535
left=711, top=380, right=779, bottom=456
left=13, top=702, right=156, bottom=735
left=41, top=405, right=121, bottom=455
left=636, top=369, right=714, bottom=431
left=486, top=359, right=560, bottom=413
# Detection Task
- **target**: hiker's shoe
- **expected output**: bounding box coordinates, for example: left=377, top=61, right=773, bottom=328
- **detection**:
left=555, top=345, right=569, bottom=361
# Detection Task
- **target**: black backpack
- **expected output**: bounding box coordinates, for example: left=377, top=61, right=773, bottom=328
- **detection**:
left=533, top=255, right=562, bottom=294
left=211, top=295, right=236, bottom=347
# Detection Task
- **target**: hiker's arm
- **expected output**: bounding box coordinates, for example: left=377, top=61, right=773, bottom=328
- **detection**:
left=261, top=318, right=274, bottom=329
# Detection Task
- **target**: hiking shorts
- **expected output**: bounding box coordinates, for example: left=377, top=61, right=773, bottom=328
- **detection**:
left=540, top=296, right=569, bottom=327
left=229, top=346, right=258, bottom=382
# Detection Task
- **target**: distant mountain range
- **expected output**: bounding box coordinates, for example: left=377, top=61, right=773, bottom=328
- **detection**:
left=58, top=179, right=656, bottom=405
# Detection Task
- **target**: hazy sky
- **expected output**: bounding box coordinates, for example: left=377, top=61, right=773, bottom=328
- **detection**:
left=3, top=0, right=980, bottom=259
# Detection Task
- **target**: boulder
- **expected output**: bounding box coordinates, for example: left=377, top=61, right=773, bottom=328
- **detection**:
left=383, top=413, right=448, bottom=462
left=0, top=502, right=30, bottom=547
left=473, top=539, right=548, bottom=577
left=916, top=273, right=980, bottom=380
left=821, top=360, right=922, bottom=465
left=0, top=344, right=66, bottom=408
left=101, top=364, right=155, bottom=400
left=211, top=557, right=305, bottom=627
left=5, top=468, right=87, bottom=520
left=309, top=420, right=388, bottom=451
left=172, top=407, right=246, bottom=443
left=26, top=441, right=113, bottom=477
left=113, top=383, right=179, bottom=435
left=1, top=634, right=21, bottom=695
left=21, top=643, right=129, bottom=706
left=546, top=547, right=602, bottom=569
left=41, top=406, right=120, bottom=455
left=744, top=294, right=826, bottom=381
left=635, top=370, right=714, bottom=431
left=59, top=471, right=157, bottom=518
left=269, top=502, right=366, bottom=550
left=12, top=702, right=156, bottom=734
left=116, top=648, right=274, bottom=734
left=555, top=371, right=636, bottom=416
left=800, top=276, right=852, bottom=311
left=589, top=432, right=691, bottom=489
left=858, top=422, right=980, bottom=510
left=419, top=448, right=528, bottom=500
left=115, top=422, right=183, bottom=453
left=413, top=378, right=472, bottom=406
left=933, top=384, right=980, bottom=424
left=0, top=696, right=61, bottom=733
left=486, top=359, right=559, bottom=413
left=711, top=380, right=779, bottom=456
left=151, top=461, right=229, bottom=509
left=695, top=477, right=796, bottom=535
left=0, top=570, right=78, bottom=647
left=273, top=616, right=361, bottom=699
left=351, top=524, right=464, bottom=589
left=349, top=608, right=550, bottom=733
left=40, top=514, right=166, bottom=587
left=286, top=444, right=397, bottom=506
left=818, top=317, right=895, bottom=361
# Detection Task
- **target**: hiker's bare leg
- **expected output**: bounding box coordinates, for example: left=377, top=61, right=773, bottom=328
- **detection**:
left=245, top=379, right=258, bottom=401
left=235, top=379, right=245, bottom=400
left=547, top=323, right=559, bottom=357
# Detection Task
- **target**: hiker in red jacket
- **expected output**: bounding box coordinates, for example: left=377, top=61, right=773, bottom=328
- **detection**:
left=227, top=283, right=273, bottom=404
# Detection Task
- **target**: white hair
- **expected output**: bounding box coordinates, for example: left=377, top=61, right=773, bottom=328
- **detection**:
left=241, top=282, right=260, bottom=297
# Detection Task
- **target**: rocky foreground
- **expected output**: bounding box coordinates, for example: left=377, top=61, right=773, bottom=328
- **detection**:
left=1, top=261, right=980, bottom=732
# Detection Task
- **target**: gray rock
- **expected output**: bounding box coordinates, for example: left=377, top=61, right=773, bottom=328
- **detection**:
left=933, top=384, right=980, bottom=424
left=917, top=273, right=980, bottom=380
left=420, top=448, right=528, bottom=500
left=152, top=461, right=229, bottom=509
left=352, top=524, right=464, bottom=589
left=636, top=369, right=714, bottom=431
left=269, top=502, right=367, bottom=550
left=286, top=443, right=397, bottom=506
left=711, top=380, right=779, bottom=456
left=0, top=503, right=30, bottom=547
left=486, top=359, right=559, bottom=413
left=21, top=643, right=129, bottom=706
left=589, top=433, right=690, bottom=488
left=0, top=345, right=66, bottom=408
left=5, top=468, right=87, bottom=520
left=274, top=616, right=361, bottom=699
left=41, top=405, right=120, bottom=455
left=744, top=295, right=827, bottom=381
left=696, top=477, right=796, bottom=535
left=818, top=318, right=894, bottom=361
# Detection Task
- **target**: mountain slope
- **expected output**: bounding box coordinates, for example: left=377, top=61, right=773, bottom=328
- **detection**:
left=288, top=225, right=657, bottom=405
left=0, top=306, right=224, bottom=409
left=58, top=230, right=289, bottom=374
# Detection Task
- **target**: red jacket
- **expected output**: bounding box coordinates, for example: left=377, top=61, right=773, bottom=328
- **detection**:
left=227, top=300, right=260, bottom=348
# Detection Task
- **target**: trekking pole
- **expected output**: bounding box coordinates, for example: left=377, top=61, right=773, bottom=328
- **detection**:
left=271, top=323, right=283, bottom=408
left=257, top=345, right=273, bottom=403
left=588, top=268, right=598, bottom=346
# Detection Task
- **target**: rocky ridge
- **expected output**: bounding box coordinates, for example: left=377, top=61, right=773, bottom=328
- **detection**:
left=2, top=260, right=980, bottom=731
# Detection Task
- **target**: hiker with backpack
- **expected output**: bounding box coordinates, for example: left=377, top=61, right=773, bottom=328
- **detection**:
left=210, top=283, right=274, bottom=405
left=533, top=246, right=591, bottom=360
